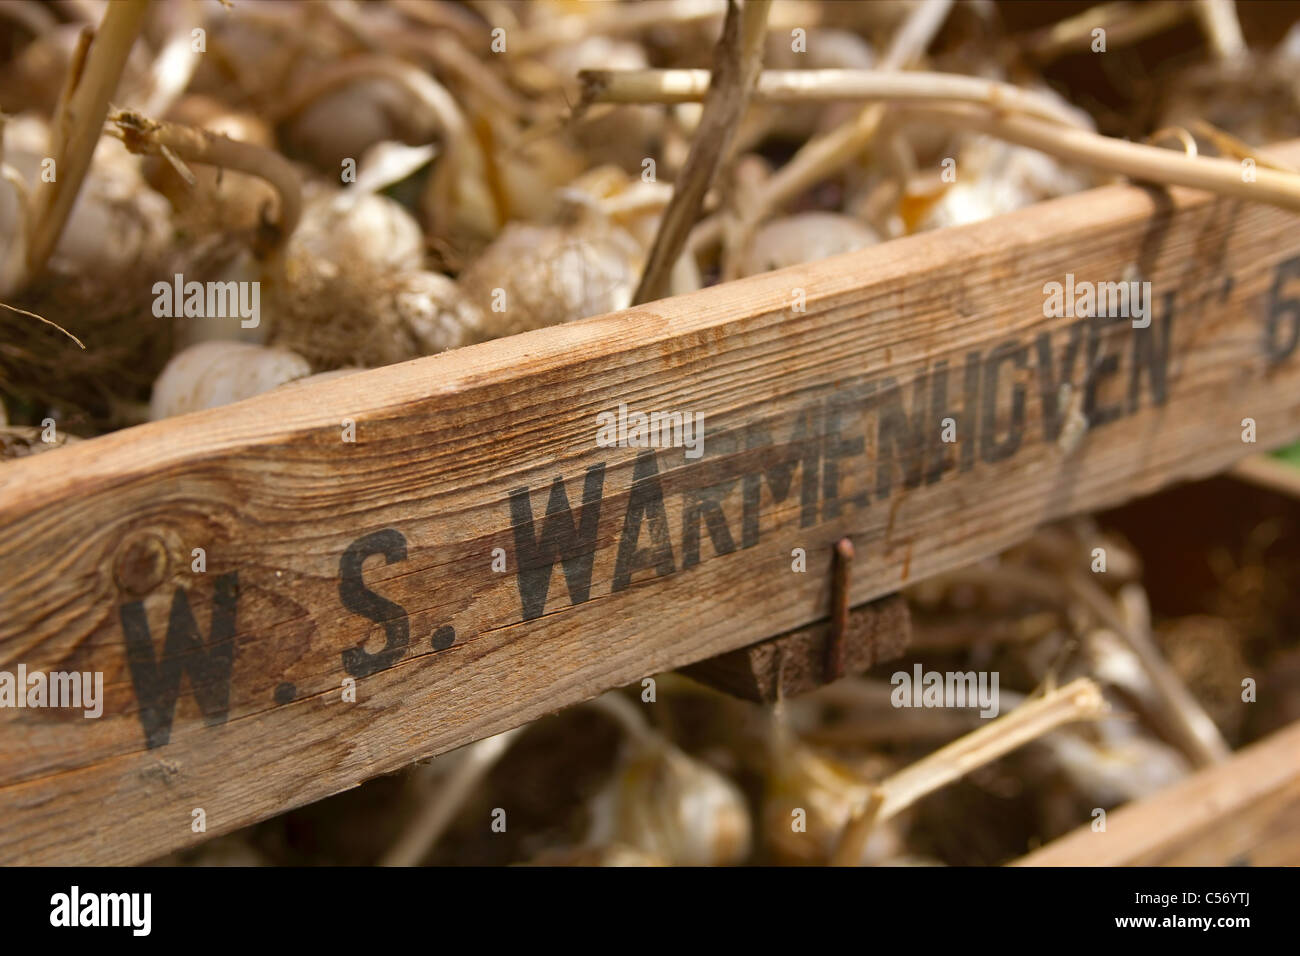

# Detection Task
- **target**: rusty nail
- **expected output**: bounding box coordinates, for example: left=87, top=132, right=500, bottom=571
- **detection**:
left=826, top=536, right=854, bottom=682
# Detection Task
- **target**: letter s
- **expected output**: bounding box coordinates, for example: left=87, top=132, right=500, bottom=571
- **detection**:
left=339, top=529, right=410, bottom=678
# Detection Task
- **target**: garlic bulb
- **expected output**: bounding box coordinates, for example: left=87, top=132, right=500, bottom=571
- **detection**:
left=283, top=79, right=440, bottom=172
left=764, top=723, right=901, bottom=865
left=1, top=23, right=150, bottom=115
left=740, top=212, right=879, bottom=277
left=0, top=152, right=26, bottom=298
left=289, top=189, right=426, bottom=275
left=388, top=270, right=484, bottom=354
left=587, top=738, right=752, bottom=866
left=172, top=249, right=270, bottom=350
left=150, top=342, right=312, bottom=420
left=4, top=113, right=172, bottom=278
left=1040, top=722, right=1190, bottom=806
left=457, top=216, right=642, bottom=340
left=269, top=263, right=479, bottom=368
left=910, top=135, right=1094, bottom=233
left=545, top=36, right=661, bottom=171
left=584, top=692, right=751, bottom=866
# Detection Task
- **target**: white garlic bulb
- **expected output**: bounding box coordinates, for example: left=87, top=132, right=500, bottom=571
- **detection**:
left=283, top=79, right=440, bottom=172
left=764, top=723, right=901, bottom=865
left=740, top=212, right=879, bottom=276
left=545, top=36, right=661, bottom=171
left=584, top=692, right=751, bottom=866
left=289, top=190, right=426, bottom=275
left=388, top=270, right=484, bottom=354
left=150, top=342, right=312, bottom=420
left=5, top=113, right=172, bottom=277
left=912, top=135, right=1094, bottom=233
left=0, top=157, right=27, bottom=298
left=172, top=249, right=270, bottom=350
left=587, top=737, right=752, bottom=867
left=1041, top=723, right=1190, bottom=806
left=457, top=217, right=642, bottom=340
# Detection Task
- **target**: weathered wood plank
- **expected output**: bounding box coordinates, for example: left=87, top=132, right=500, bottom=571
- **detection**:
left=4, top=140, right=1300, bottom=863
left=681, top=593, right=911, bottom=702
left=1014, top=719, right=1300, bottom=866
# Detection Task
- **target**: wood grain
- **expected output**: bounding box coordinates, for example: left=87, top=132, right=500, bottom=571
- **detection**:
left=1014, top=719, right=1300, bottom=866
left=681, top=593, right=910, bottom=702
left=4, top=140, right=1300, bottom=863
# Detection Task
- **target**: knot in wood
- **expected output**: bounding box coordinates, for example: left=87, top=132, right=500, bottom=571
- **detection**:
left=113, top=531, right=170, bottom=596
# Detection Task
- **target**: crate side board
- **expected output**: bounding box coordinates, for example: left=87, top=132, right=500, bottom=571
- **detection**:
left=3, top=142, right=1300, bottom=863
left=1015, top=719, right=1300, bottom=865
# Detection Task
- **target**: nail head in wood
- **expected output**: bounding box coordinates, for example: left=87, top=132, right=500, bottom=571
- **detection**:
left=681, top=592, right=910, bottom=703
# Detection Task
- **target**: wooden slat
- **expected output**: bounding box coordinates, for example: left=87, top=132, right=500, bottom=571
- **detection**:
left=4, top=140, right=1300, bottom=863
left=1014, top=719, right=1300, bottom=865
left=681, top=593, right=910, bottom=702
left=1231, top=453, right=1300, bottom=499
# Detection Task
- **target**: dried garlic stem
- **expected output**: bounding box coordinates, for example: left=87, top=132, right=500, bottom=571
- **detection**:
left=582, top=68, right=1093, bottom=130
left=831, top=678, right=1108, bottom=866
left=109, top=110, right=303, bottom=256
left=25, top=0, right=149, bottom=280
left=1191, top=120, right=1299, bottom=173
left=586, top=690, right=659, bottom=744
left=1024, top=1, right=1188, bottom=62
left=270, top=56, right=470, bottom=143
left=633, top=0, right=772, bottom=305
left=321, top=0, right=530, bottom=120
left=1195, top=0, right=1247, bottom=61
left=690, top=0, right=951, bottom=253
left=1070, top=575, right=1231, bottom=767
left=389, top=0, right=489, bottom=47
left=0, top=301, right=84, bottom=348
left=379, top=727, right=524, bottom=867
left=897, top=102, right=1300, bottom=213
left=940, top=563, right=1231, bottom=768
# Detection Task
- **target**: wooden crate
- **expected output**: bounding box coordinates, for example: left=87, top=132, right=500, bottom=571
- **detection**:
left=3, top=141, right=1300, bottom=864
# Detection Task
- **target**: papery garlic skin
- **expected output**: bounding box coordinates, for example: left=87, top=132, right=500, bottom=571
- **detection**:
left=290, top=190, right=426, bottom=274
left=0, top=162, right=26, bottom=297
left=587, top=740, right=752, bottom=867
left=764, top=728, right=901, bottom=866
left=284, top=80, right=440, bottom=173
left=5, top=115, right=173, bottom=277
left=389, top=270, right=484, bottom=354
left=458, top=218, right=642, bottom=340
left=911, top=136, right=1093, bottom=233
left=740, top=212, right=879, bottom=277
left=150, top=342, right=312, bottom=420
left=171, top=249, right=270, bottom=350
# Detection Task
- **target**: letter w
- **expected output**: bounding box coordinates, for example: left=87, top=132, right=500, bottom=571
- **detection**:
left=119, top=572, right=238, bottom=749
left=509, top=465, right=605, bottom=620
